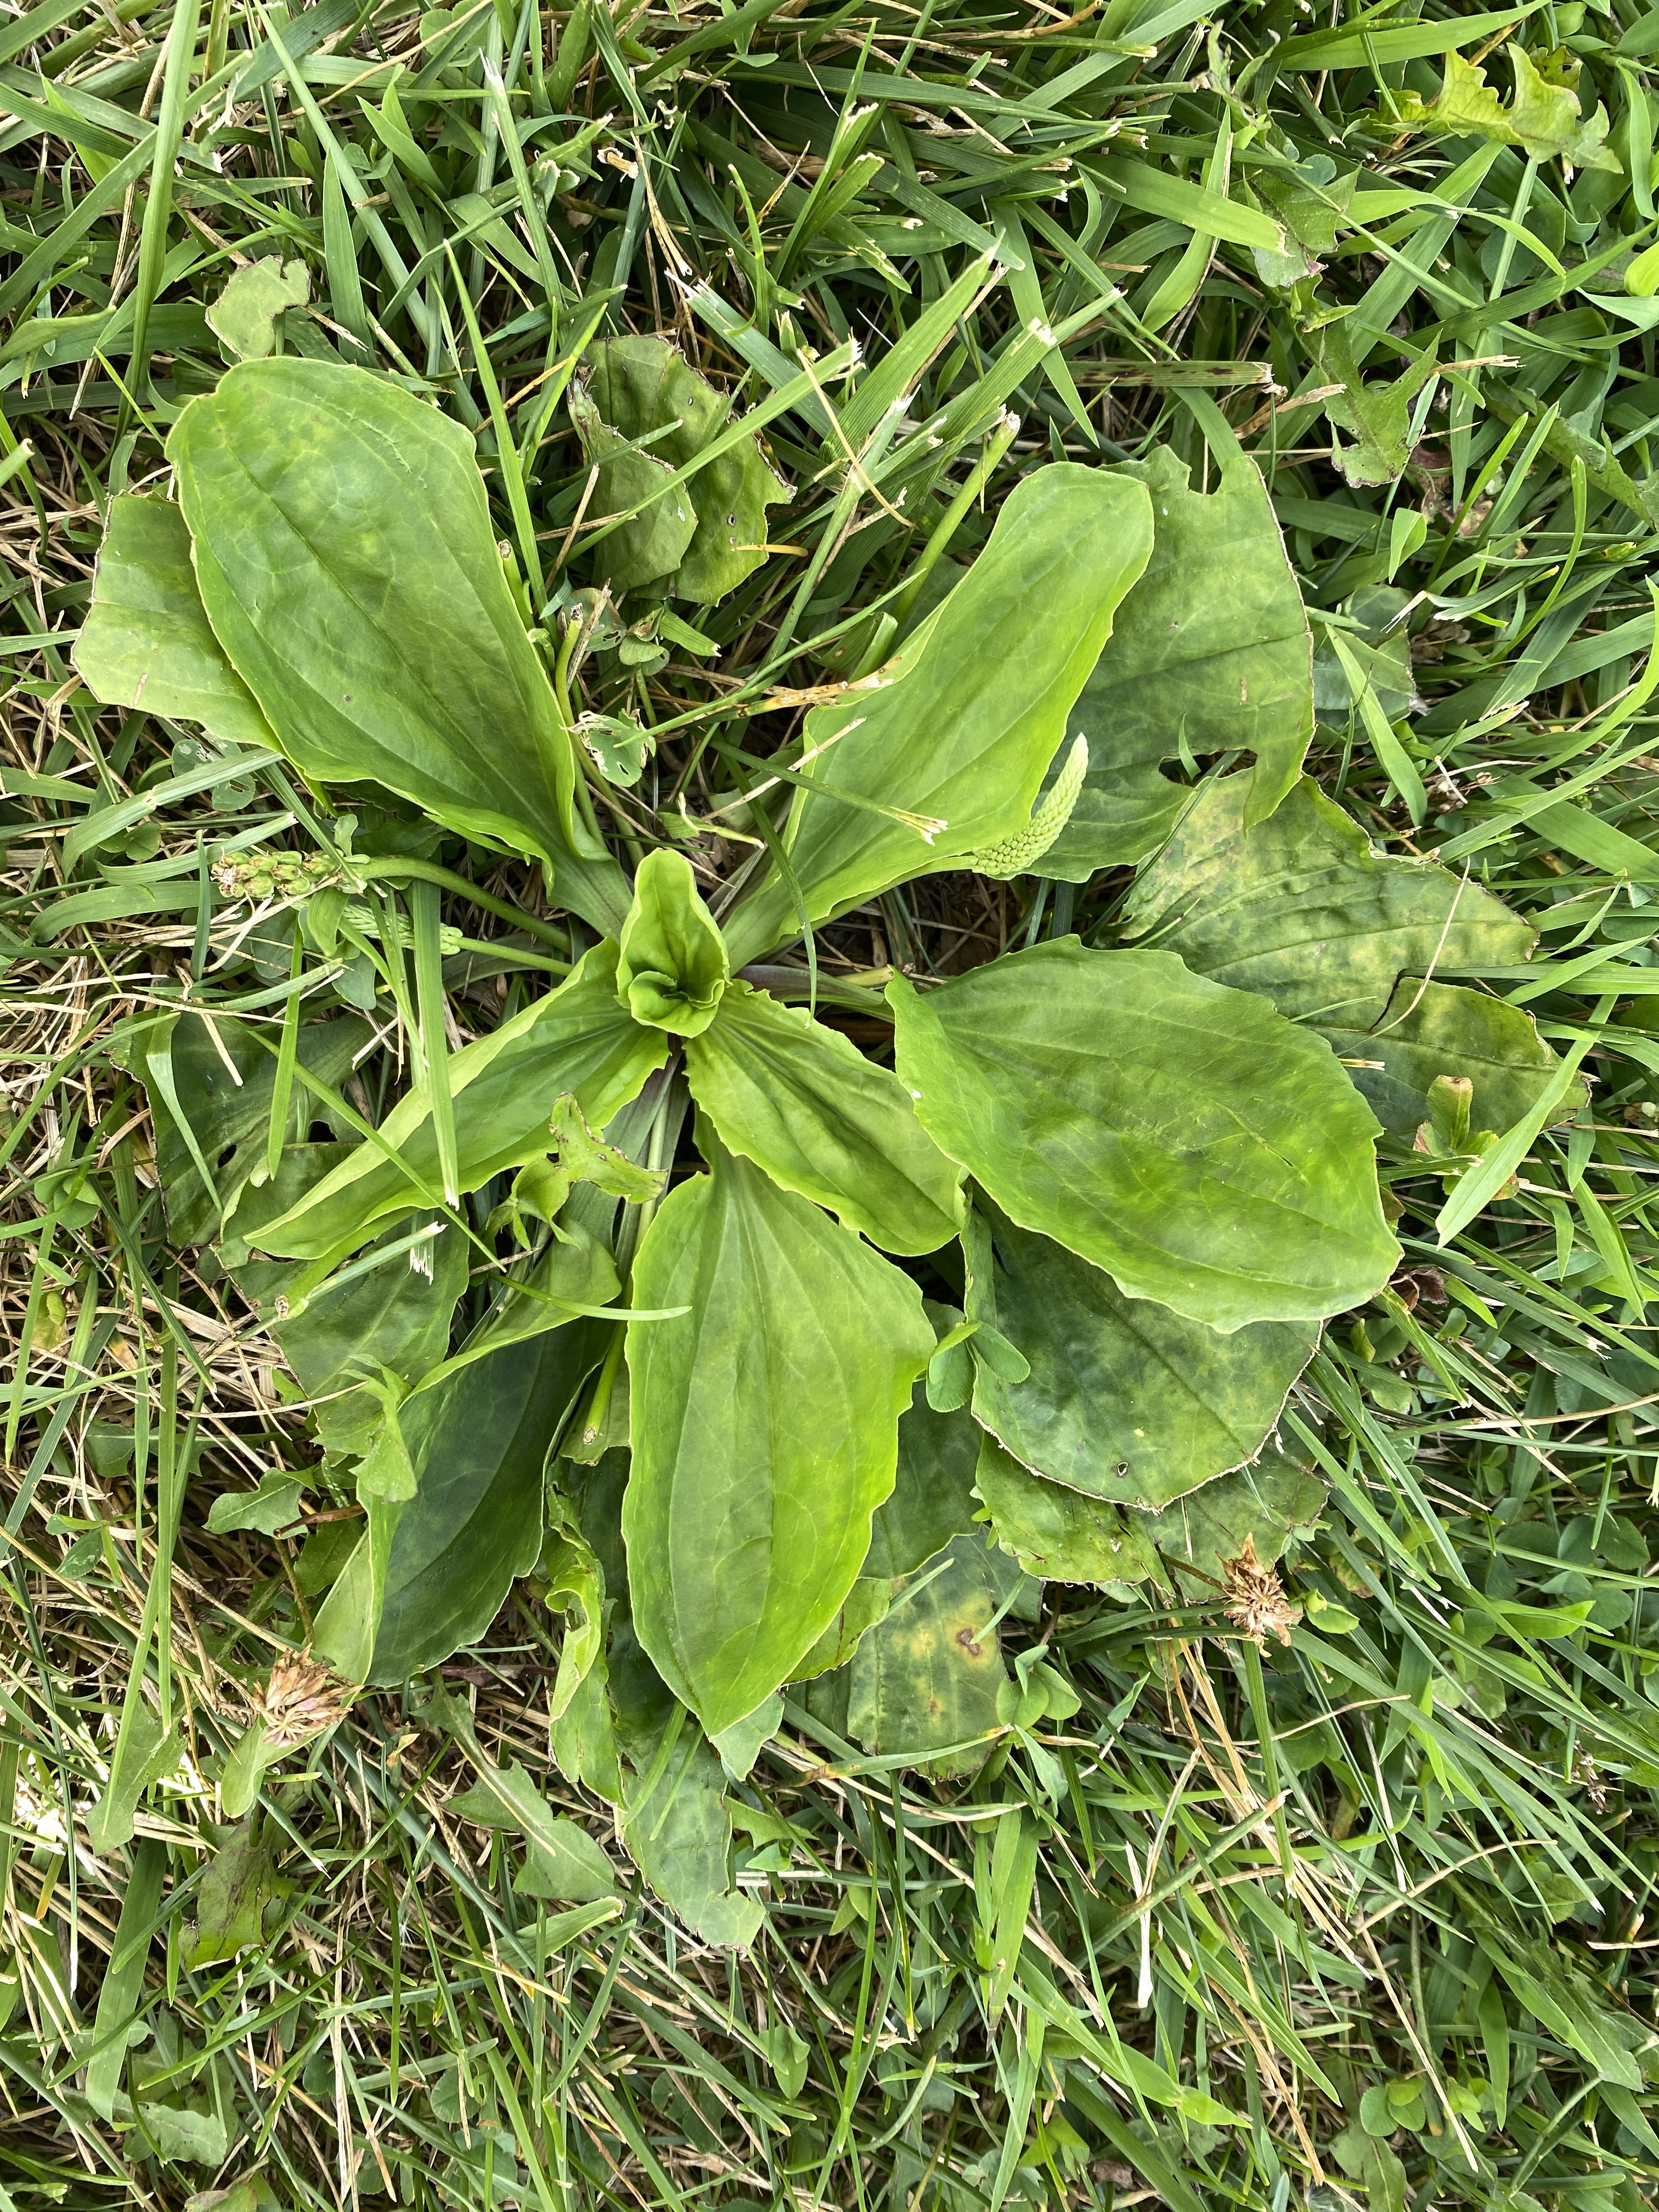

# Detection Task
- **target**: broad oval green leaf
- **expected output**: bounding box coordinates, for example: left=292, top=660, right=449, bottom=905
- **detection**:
left=890, top=938, right=1398, bottom=1330
left=965, top=1200, right=1317, bottom=1508
left=723, top=464, right=1154, bottom=966
left=1123, top=772, right=1536, bottom=1031
left=623, top=1137, right=934, bottom=1735
left=72, top=495, right=274, bottom=750
left=368, top=1318, right=612, bottom=1683
left=616, top=848, right=729, bottom=1035
left=1037, top=448, right=1313, bottom=878
left=686, top=981, right=963, bottom=1254
left=252, top=941, right=668, bottom=1259
left=448, top=1768, right=617, bottom=1904
left=166, top=357, right=629, bottom=934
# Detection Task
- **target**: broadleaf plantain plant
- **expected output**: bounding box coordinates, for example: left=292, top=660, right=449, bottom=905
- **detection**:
left=77, top=349, right=1572, bottom=1930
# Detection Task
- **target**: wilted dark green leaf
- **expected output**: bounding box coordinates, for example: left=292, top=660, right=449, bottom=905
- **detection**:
left=228, top=1144, right=466, bottom=1453
left=1123, top=773, right=1536, bottom=1031
left=185, top=1816, right=275, bottom=1966
left=578, top=335, right=787, bottom=604
left=119, top=1011, right=368, bottom=1244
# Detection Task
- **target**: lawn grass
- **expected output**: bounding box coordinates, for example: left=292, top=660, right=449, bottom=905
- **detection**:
left=7, top=0, right=1659, bottom=2207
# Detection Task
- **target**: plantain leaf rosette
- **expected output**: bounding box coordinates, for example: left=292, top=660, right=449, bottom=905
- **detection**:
left=76, top=353, right=1568, bottom=1928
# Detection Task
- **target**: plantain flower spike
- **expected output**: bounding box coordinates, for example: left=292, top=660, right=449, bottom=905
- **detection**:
left=964, top=734, right=1088, bottom=881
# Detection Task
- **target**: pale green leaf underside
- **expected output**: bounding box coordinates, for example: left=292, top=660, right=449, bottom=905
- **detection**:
left=1397, top=46, right=1620, bottom=170
left=724, top=464, right=1155, bottom=965
left=206, top=254, right=309, bottom=359
left=73, top=494, right=274, bottom=751
left=891, top=938, right=1398, bottom=1331
left=1037, top=448, right=1312, bottom=879
left=624, top=1140, right=934, bottom=1735
left=252, top=941, right=668, bottom=1259
left=968, top=1201, right=1317, bottom=1509
left=1124, top=772, right=1537, bottom=1032
left=686, top=981, right=963, bottom=1255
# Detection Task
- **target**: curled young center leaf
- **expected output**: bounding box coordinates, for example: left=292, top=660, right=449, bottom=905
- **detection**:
left=890, top=938, right=1398, bottom=1331
left=616, top=849, right=729, bottom=1036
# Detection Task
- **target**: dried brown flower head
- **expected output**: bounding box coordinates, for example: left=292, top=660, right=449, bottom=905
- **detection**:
left=1391, top=1263, right=1447, bottom=1313
left=248, top=1651, right=352, bottom=1751
left=1221, top=1534, right=1300, bottom=1650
